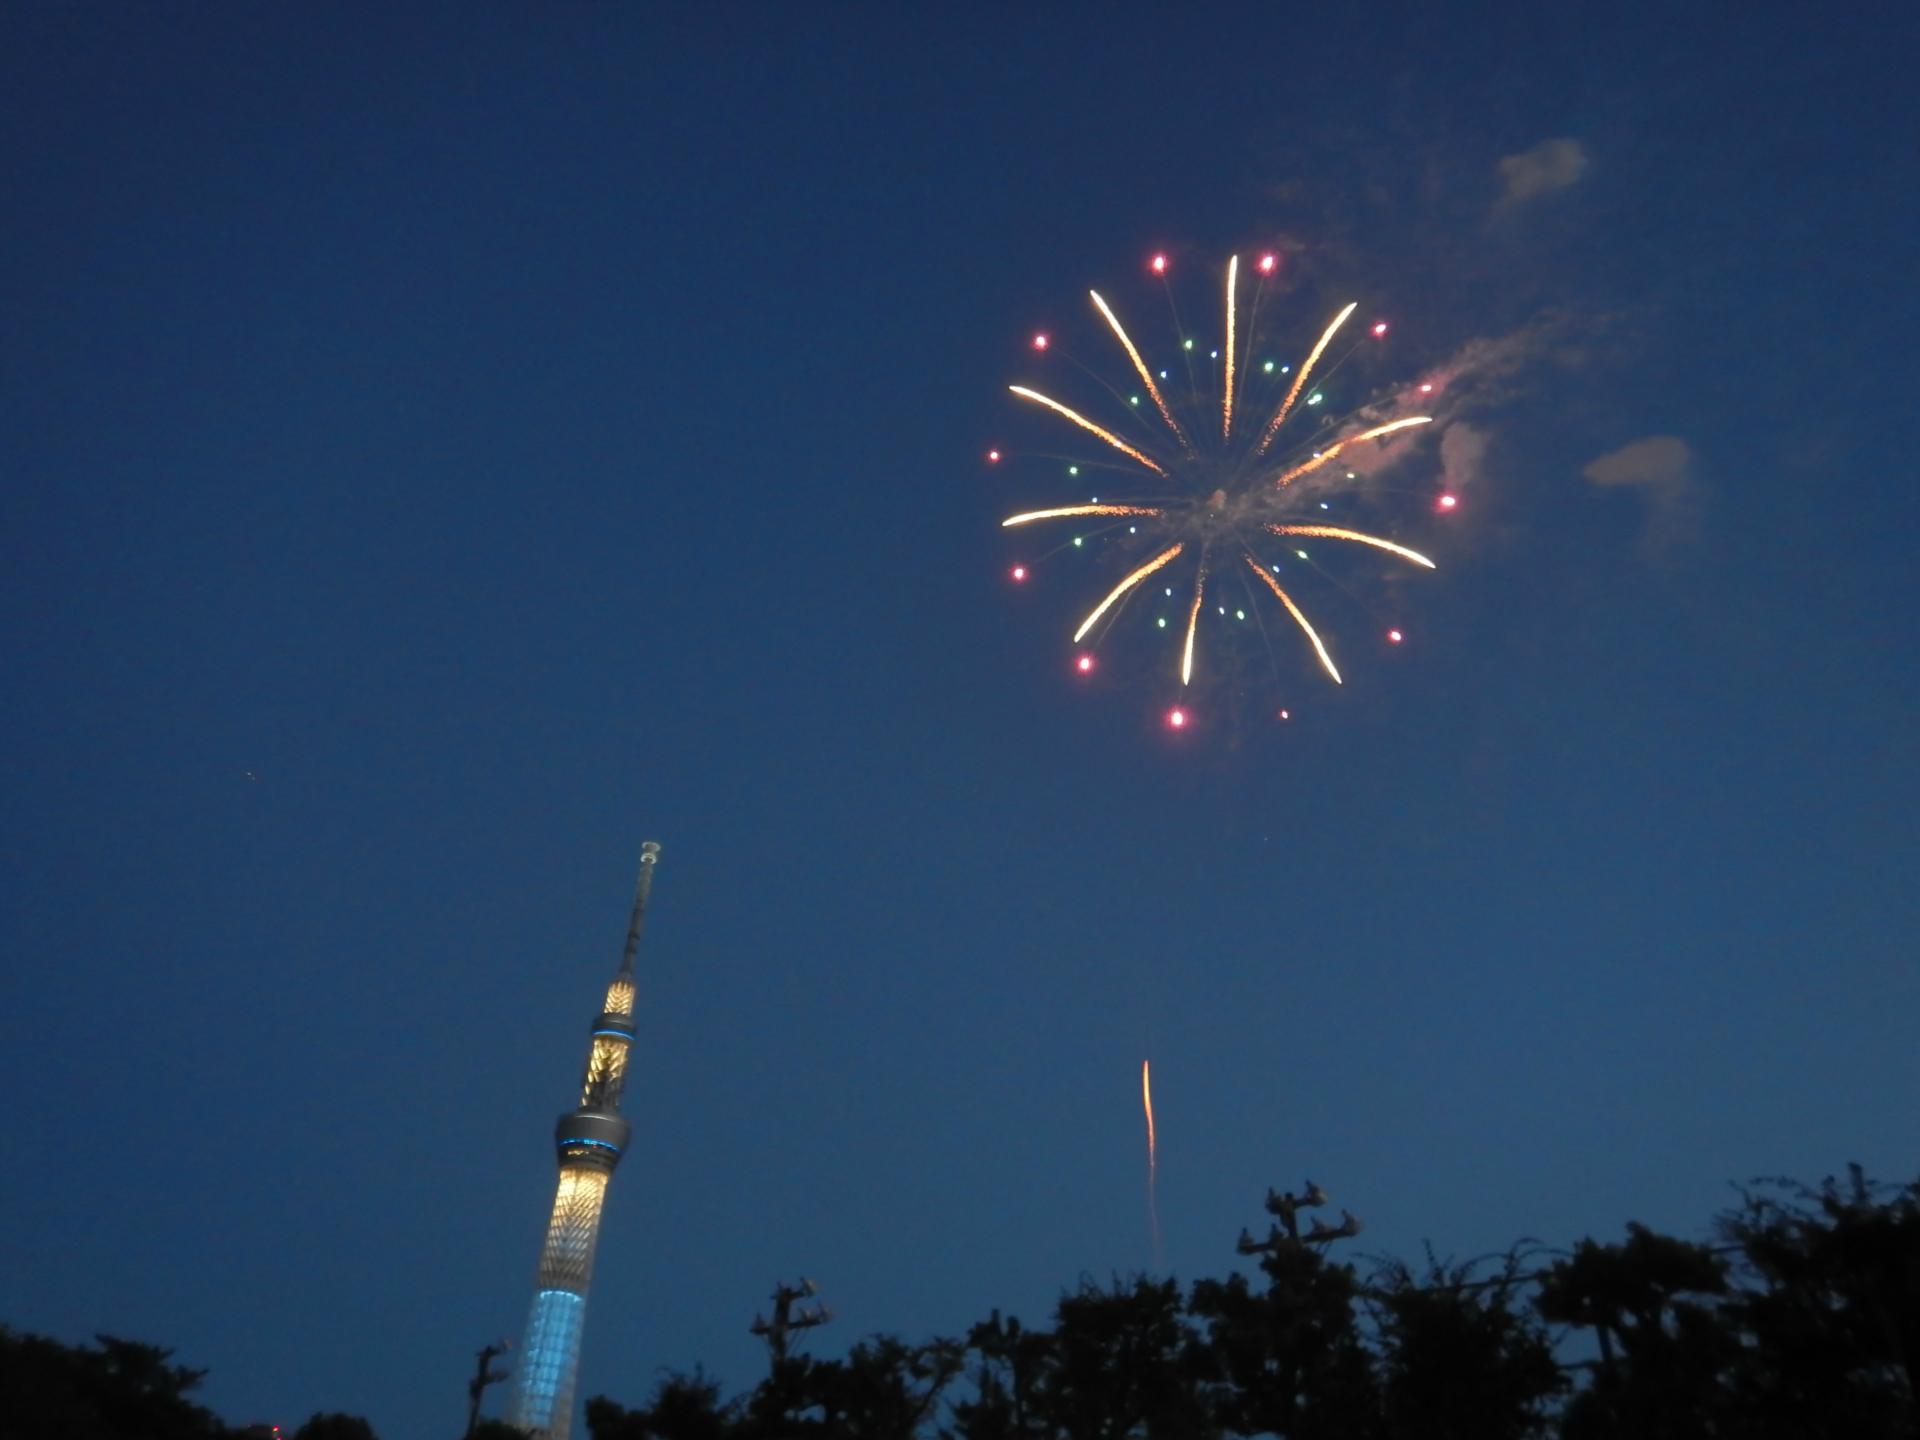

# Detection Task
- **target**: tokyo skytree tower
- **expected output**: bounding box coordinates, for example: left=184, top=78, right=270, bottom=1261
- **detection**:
left=505, top=842, right=663, bottom=1439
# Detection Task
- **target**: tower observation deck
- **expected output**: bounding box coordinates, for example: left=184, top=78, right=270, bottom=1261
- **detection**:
left=505, top=843, right=662, bottom=1440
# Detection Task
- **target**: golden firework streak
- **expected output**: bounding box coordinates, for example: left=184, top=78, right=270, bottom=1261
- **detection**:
left=1142, top=1060, right=1157, bottom=1175
left=1002, top=504, right=1163, bottom=528
left=1272, top=417, right=1433, bottom=487
left=1267, top=525, right=1436, bottom=569
left=1142, top=1059, right=1161, bottom=1264
left=1072, top=543, right=1184, bottom=644
left=1255, top=301, right=1358, bottom=455
left=1246, top=555, right=1342, bottom=684
left=1009, top=386, right=1169, bottom=477
left=1222, top=255, right=1238, bottom=441
left=1180, top=549, right=1209, bottom=686
left=1089, top=291, right=1189, bottom=452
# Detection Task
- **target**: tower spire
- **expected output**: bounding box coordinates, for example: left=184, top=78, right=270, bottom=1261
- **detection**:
left=618, top=840, right=662, bottom=977
left=505, top=843, right=664, bottom=1440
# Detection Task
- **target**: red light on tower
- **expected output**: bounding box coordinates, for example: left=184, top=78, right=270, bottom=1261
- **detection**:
left=1150, top=253, right=1168, bottom=275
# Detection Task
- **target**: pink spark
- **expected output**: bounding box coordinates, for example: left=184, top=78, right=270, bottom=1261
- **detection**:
left=1167, top=706, right=1188, bottom=729
left=1437, top=494, right=1458, bottom=511
left=1418, top=382, right=1433, bottom=394
left=1387, top=628, right=1404, bottom=644
left=1371, top=321, right=1389, bottom=337
left=987, top=448, right=1002, bottom=463
left=1277, top=708, right=1291, bottom=721
left=1032, top=333, right=1049, bottom=351
left=1150, top=253, right=1168, bottom=275
left=1258, top=253, right=1277, bottom=274
left=1075, top=653, right=1095, bottom=674
left=1010, top=565, right=1028, bottom=582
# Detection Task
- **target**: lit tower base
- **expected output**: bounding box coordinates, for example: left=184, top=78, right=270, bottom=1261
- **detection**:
left=506, top=843, right=663, bottom=1440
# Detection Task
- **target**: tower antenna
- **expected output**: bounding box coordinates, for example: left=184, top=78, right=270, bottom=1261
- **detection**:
left=619, top=840, right=662, bottom=976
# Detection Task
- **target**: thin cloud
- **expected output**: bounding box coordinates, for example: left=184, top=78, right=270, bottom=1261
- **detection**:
left=1495, top=138, right=1589, bottom=209
left=1582, top=435, right=1700, bottom=552
left=1293, top=314, right=1574, bottom=499
left=1437, top=422, right=1490, bottom=494
left=1583, top=435, right=1691, bottom=491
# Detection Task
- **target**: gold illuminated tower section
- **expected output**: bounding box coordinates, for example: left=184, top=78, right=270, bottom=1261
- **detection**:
left=505, top=842, right=662, bottom=1440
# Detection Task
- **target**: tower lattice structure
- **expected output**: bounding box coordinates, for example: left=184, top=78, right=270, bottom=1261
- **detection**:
left=505, top=843, right=662, bottom=1440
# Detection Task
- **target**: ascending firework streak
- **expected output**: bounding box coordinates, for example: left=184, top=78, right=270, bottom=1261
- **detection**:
left=1000, top=253, right=1445, bottom=718
left=1142, top=1059, right=1162, bottom=1267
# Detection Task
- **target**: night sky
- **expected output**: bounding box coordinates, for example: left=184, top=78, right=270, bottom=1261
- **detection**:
left=3, top=6, right=1915, bottom=1437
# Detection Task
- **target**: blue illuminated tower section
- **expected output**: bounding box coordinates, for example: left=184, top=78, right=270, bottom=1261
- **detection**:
left=506, top=842, right=662, bottom=1440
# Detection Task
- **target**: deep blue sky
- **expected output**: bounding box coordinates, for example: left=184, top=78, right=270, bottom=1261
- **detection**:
left=3, top=5, right=1915, bottom=1436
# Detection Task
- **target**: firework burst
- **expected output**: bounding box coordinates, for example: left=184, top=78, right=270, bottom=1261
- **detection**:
left=998, top=253, right=1448, bottom=728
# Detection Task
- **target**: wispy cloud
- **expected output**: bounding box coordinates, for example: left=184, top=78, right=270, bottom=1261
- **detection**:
left=1292, top=314, right=1575, bottom=499
left=1583, top=435, right=1691, bottom=491
left=1582, top=435, right=1700, bottom=553
left=1495, top=138, right=1589, bottom=211
left=1436, top=422, right=1490, bottom=494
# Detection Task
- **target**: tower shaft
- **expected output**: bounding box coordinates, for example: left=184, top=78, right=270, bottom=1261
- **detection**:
left=505, top=843, right=662, bottom=1440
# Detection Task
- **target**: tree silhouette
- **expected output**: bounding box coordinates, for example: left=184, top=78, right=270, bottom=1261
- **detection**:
left=1030, top=1276, right=1212, bottom=1440
left=587, top=1368, right=735, bottom=1440
left=9, top=1166, right=1917, bottom=1440
left=1715, top=1166, right=1919, bottom=1438
left=290, top=1414, right=378, bottom=1440
left=947, top=1311, right=1052, bottom=1440
left=1188, top=1184, right=1377, bottom=1438
left=1366, top=1250, right=1562, bottom=1439
left=1533, top=1224, right=1734, bottom=1439
left=0, top=1327, right=230, bottom=1440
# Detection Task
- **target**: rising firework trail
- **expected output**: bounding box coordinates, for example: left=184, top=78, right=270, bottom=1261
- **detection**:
left=1142, top=1059, right=1162, bottom=1268
left=995, top=253, right=1451, bottom=725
